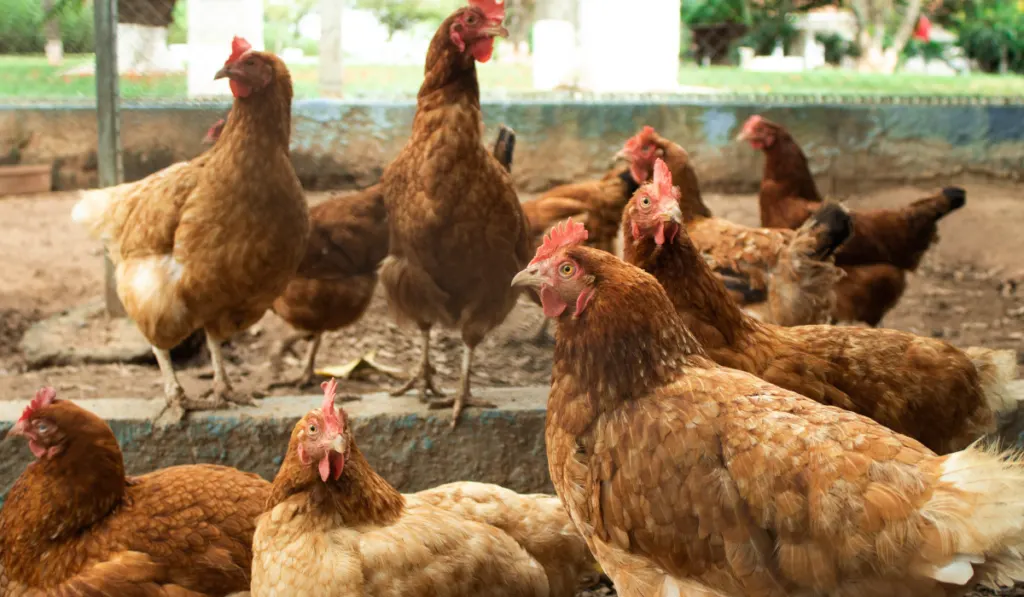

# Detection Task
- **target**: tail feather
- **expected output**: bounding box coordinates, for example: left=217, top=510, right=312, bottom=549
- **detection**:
left=920, top=443, right=1024, bottom=588
left=493, top=125, right=516, bottom=173
left=71, top=186, right=131, bottom=243
left=906, top=186, right=967, bottom=224
left=964, top=347, right=1021, bottom=424
left=805, top=201, right=853, bottom=259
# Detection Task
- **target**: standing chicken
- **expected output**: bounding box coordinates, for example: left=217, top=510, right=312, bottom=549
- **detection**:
left=513, top=223, right=1024, bottom=597
left=379, top=0, right=532, bottom=425
left=71, top=37, right=309, bottom=424
left=0, top=388, right=270, bottom=595
left=737, top=115, right=966, bottom=325
left=250, top=379, right=596, bottom=597
left=621, top=160, right=1018, bottom=454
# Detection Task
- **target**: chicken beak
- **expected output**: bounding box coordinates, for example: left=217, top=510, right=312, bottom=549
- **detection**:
left=5, top=419, right=27, bottom=441
left=329, top=434, right=345, bottom=454
left=213, top=65, right=232, bottom=81
left=614, top=148, right=633, bottom=162
left=662, top=202, right=683, bottom=224
left=735, top=128, right=752, bottom=143
left=480, top=20, right=510, bottom=38
left=511, top=268, right=546, bottom=289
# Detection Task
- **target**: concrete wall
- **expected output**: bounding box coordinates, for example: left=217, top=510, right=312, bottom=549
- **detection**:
left=2, top=100, right=1022, bottom=195
left=0, top=387, right=551, bottom=507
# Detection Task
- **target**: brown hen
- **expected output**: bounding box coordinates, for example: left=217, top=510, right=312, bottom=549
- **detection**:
left=738, top=115, right=967, bottom=325
left=379, top=0, right=533, bottom=426
left=622, top=160, right=1018, bottom=454
left=0, top=388, right=270, bottom=596
left=71, top=37, right=309, bottom=424
left=619, top=126, right=852, bottom=326
left=250, top=379, right=594, bottom=597
left=513, top=223, right=1024, bottom=597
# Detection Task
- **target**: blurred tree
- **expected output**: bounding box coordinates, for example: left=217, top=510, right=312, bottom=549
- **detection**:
left=847, top=0, right=923, bottom=72
left=951, top=0, right=1023, bottom=73
left=354, top=0, right=459, bottom=39
left=264, top=0, right=318, bottom=52
left=41, top=0, right=64, bottom=64
left=117, top=0, right=175, bottom=26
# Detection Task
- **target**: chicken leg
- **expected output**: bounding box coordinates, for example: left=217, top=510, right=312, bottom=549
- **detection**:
left=153, top=346, right=187, bottom=427
left=427, top=343, right=495, bottom=428
left=391, top=325, right=443, bottom=401
left=269, top=331, right=321, bottom=388
left=201, top=333, right=257, bottom=407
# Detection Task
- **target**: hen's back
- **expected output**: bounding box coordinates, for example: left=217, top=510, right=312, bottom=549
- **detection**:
left=81, top=464, right=269, bottom=595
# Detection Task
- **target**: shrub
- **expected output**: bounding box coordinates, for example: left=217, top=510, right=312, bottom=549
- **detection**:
left=0, top=0, right=95, bottom=54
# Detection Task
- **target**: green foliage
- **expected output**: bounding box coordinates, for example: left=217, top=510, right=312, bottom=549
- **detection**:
left=0, top=0, right=94, bottom=54
left=167, top=0, right=186, bottom=44
left=815, top=32, right=860, bottom=65
left=681, top=0, right=748, bottom=26
left=740, top=15, right=797, bottom=55
left=354, top=0, right=459, bottom=38
left=263, top=0, right=317, bottom=52
left=952, top=0, right=1024, bottom=73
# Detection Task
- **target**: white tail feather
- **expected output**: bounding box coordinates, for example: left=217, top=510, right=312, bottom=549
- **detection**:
left=71, top=185, right=130, bottom=242
left=964, top=347, right=1021, bottom=420
left=918, top=443, right=1024, bottom=587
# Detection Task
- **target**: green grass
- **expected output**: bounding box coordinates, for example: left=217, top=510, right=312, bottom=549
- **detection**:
left=1, top=53, right=1023, bottom=101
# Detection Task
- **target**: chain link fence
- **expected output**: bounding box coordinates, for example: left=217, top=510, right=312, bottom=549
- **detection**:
left=1, top=0, right=1023, bottom=105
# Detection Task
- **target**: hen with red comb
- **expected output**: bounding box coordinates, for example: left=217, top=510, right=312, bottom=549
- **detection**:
left=70, top=30, right=309, bottom=426
left=378, top=0, right=531, bottom=428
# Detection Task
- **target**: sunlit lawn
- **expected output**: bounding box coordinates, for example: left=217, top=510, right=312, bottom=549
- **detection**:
left=2, top=54, right=1022, bottom=101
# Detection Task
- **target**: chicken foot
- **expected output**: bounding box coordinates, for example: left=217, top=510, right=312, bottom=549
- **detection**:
left=390, top=326, right=443, bottom=400
left=269, top=331, right=315, bottom=376
left=269, top=332, right=322, bottom=388
left=427, top=344, right=495, bottom=428
left=199, top=334, right=257, bottom=408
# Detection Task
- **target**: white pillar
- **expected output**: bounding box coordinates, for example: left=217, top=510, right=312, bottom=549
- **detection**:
left=531, top=0, right=578, bottom=90
left=186, top=0, right=264, bottom=98
left=578, top=0, right=680, bottom=93
left=319, top=0, right=344, bottom=97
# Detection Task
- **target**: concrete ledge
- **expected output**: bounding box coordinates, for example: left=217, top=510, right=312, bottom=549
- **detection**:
left=1, top=100, right=1021, bottom=194
left=0, top=386, right=552, bottom=507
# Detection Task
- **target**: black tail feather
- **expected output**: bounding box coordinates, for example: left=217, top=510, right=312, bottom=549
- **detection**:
left=493, top=125, right=516, bottom=173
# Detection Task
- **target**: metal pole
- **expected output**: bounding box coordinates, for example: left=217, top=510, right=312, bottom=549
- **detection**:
left=94, top=0, right=126, bottom=317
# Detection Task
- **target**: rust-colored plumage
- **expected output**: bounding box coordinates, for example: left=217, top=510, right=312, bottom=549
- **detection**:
left=379, top=3, right=533, bottom=425
left=739, top=115, right=966, bottom=325
left=513, top=235, right=1024, bottom=597
left=620, top=129, right=851, bottom=326
left=621, top=169, right=1015, bottom=454
left=71, top=39, right=309, bottom=422
left=0, top=389, right=270, bottom=596
left=251, top=380, right=595, bottom=597
left=521, top=166, right=639, bottom=254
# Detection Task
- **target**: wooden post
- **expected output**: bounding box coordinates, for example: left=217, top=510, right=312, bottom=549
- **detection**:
left=318, top=0, right=344, bottom=97
left=94, top=0, right=126, bottom=317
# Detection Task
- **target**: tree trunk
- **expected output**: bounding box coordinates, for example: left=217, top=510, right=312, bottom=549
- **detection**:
left=850, top=0, right=922, bottom=74
left=41, top=0, right=64, bottom=65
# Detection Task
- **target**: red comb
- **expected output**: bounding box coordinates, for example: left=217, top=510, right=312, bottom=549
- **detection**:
left=320, top=379, right=344, bottom=435
left=623, top=126, right=656, bottom=152
left=530, top=219, right=588, bottom=265
left=742, top=114, right=763, bottom=132
left=18, top=387, right=57, bottom=424
left=225, top=36, right=252, bottom=65
left=468, top=0, right=505, bottom=20
left=652, top=158, right=678, bottom=199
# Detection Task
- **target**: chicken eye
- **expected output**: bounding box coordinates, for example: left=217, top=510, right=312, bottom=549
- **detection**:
left=35, top=421, right=50, bottom=433
left=639, top=195, right=652, bottom=208
left=559, top=262, right=576, bottom=278
left=466, top=13, right=477, bottom=24
left=308, top=424, right=318, bottom=434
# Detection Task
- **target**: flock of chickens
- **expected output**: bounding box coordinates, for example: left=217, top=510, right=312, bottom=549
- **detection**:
left=3, top=0, right=1024, bottom=595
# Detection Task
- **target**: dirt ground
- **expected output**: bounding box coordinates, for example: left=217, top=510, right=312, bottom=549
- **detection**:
left=1, top=181, right=1022, bottom=403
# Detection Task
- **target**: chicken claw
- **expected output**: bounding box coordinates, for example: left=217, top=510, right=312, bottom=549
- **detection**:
left=390, top=326, right=443, bottom=401
left=426, top=345, right=494, bottom=428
